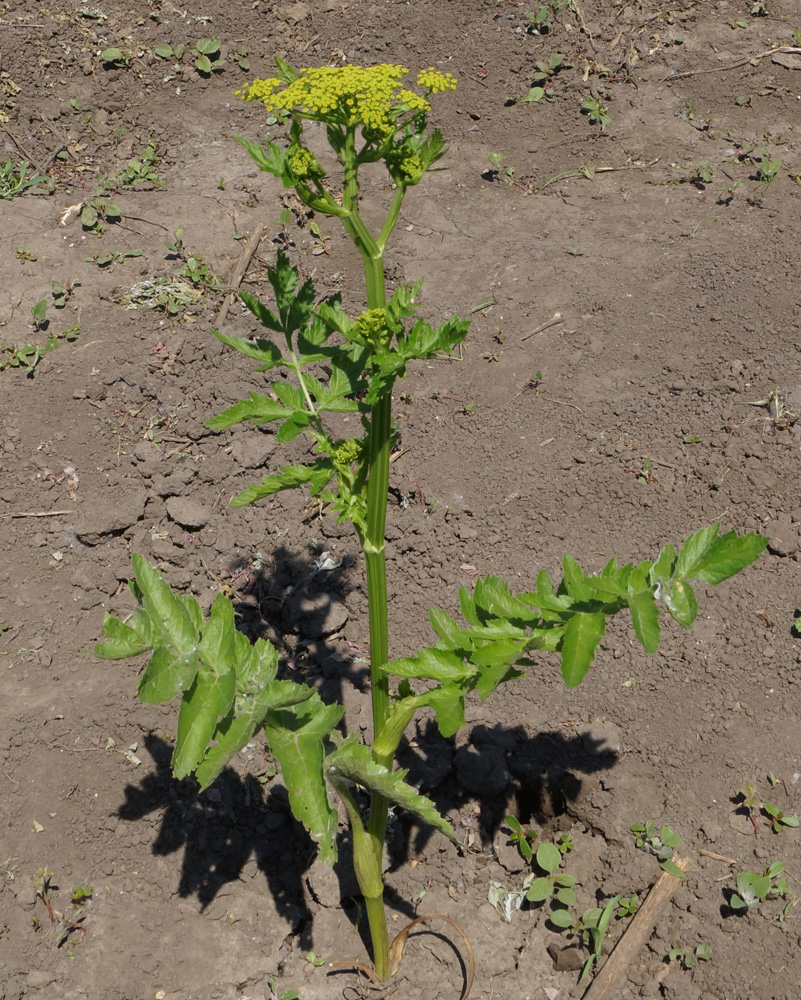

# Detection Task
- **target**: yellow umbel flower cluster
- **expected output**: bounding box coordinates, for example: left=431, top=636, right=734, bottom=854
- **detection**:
left=417, top=68, right=457, bottom=94
left=240, top=64, right=456, bottom=138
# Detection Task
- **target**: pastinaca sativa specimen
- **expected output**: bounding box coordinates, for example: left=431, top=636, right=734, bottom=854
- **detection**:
left=96, top=60, right=767, bottom=991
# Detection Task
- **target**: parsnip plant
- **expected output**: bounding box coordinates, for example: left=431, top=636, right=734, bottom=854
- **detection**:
left=96, top=60, right=767, bottom=993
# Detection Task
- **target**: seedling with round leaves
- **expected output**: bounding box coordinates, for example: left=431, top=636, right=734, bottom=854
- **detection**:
left=763, top=802, right=799, bottom=834
left=631, top=820, right=684, bottom=878
left=730, top=862, right=793, bottom=914
left=581, top=95, right=611, bottom=130
left=524, top=841, right=577, bottom=908
left=669, top=942, right=712, bottom=969
left=95, top=58, right=768, bottom=995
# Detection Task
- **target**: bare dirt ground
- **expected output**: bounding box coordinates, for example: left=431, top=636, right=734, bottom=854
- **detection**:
left=2, top=1, right=801, bottom=999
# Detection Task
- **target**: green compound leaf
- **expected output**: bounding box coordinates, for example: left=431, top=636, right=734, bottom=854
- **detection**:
left=94, top=612, right=151, bottom=659
left=173, top=660, right=236, bottom=779
left=674, top=524, right=722, bottom=579
left=661, top=579, right=698, bottom=627
left=206, top=391, right=290, bottom=430
left=197, top=592, right=236, bottom=669
left=268, top=250, right=316, bottom=339
left=627, top=588, right=660, bottom=653
left=275, top=409, right=312, bottom=443
left=326, top=736, right=458, bottom=844
left=229, top=460, right=334, bottom=507
left=195, top=636, right=313, bottom=791
left=561, top=554, right=593, bottom=601
left=132, top=553, right=198, bottom=657
left=424, top=683, right=466, bottom=738
left=265, top=696, right=345, bottom=864
left=234, top=135, right=289, bottom=183
left=560, top=611, right=606, bottom=688
left=388, top=647, right=472, bottom=682
left=691, top=530, right=768, bottom=585
left=211, top=326, right=285, bottom=371
left=137, top=645, right=199, bottom=705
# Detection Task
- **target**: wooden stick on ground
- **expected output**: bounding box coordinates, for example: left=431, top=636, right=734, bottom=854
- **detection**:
left=215, top=223, right=267, bottom=329
left=0, top=510, right=73, bottom=520
left=582, top=856, right=692, bottom=1000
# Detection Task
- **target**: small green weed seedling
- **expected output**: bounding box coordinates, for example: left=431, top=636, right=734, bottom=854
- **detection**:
left=631, top=821, right=684, bottom=877
left=555, top=831, right=574, bottom=856
left=750, top=0, right=768, bottom=15
left=165, top=227, right=220, bottom=291
left=763, top=802, right=799, bottom=834
left=718, top=179, right=741, bottom=205
left=730, top=862, right=791, bottom=913
left=86, top=248, right=143, bottom=267
left=193, top=37, right=222, bottom=75
left=113, top=140, right=165, bottom=189
left=100, top=47, right=132, bottom=69
left=616, top=892, right=638, bottom=917
left=794, top=27, right=801, bottom=45
left=738, top=779, right=798, bottom=834
left=51, top=280, right=78, bottom=309
left=485, top=151, right=517, bottom=185
left=154, top=42, right=185, bottom=62
left=524, top=842, right=578, bottom=908
left=669, top=942, right=711, bottom=969
left=267, top=975, right=299, bottom=1000
left=228, top=46, right=249, bottom=71
left=519, top=52, right=566, bottom=102
left=15, top=248, right=37, bottom=263
left=690, top=160, right=714, bottom=187
left=81, top=196, right=122, bottom=234
left=31, top=299, right=48, bottom=331
left=525, top=6, right=552, bottom=34
left=581, top=95, right=611, bottom=130
left=33, top=867, right=88, bottom=946
left=754, top=150, right=782, bottom=187
left=304, top=950, right=326, bottom=973
left=0, top=159, right=48, bottom=199
left=96, top=59, right=767, bottom=991
left=69, top=885, right=93, bottom=906
left=1, top=342, right=46, bottom=375
left=506, top=815, right=538, bottom=861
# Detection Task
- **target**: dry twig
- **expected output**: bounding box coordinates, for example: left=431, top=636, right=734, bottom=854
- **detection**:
left=0, top=509, right=72, bottom=520
left=216, top=223, right=267, bottom=329
left=663, top=45, right=801, bottom=81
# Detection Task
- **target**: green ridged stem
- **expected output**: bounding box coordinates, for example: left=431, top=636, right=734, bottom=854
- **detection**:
left=333, top=133, right=407, bottom=980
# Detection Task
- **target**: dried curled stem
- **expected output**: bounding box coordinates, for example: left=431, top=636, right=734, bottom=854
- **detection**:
left=331, top=913, right=475, bottom=1000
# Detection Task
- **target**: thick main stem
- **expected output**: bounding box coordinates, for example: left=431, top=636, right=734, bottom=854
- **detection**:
left=337, top=130, right=404, bottom=981
left=362, top=254, right=394, bottom=982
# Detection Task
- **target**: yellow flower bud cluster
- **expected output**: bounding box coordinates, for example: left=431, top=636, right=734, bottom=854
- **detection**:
left=334, top=438, right=361, bottom=467
left=240, top=64, right=455, bottom=137
left=416, top=68, right=457, bottom=94
left=288, top=146, right=325, bottom=180
left=386, top=141, right=423, bottom=185
left=351, top=308, right=391, bottom=349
